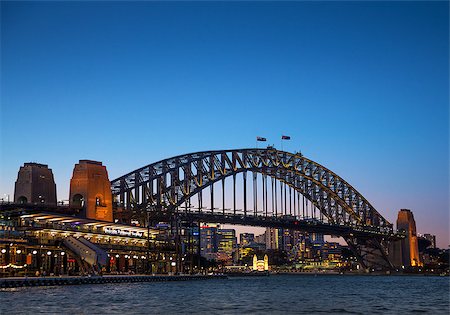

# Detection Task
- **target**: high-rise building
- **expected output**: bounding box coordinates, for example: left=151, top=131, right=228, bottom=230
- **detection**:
left=217, top=229, right=237, bottom=263
left=14, top=163, right=57, bottom=206
left=265, top=228, right=279, bottom=250
left=310, top=233, right=325, bottom=245
left=423, top=234, right=436, bottom=249
left=396, top=209, right=421, bottom=267
left=200, top=225, right=218, bottom=260
left=239, top=233, right=254, bottom=246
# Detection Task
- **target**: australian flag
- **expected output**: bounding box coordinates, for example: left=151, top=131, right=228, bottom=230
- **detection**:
left=257, top=136, right=267, bottom=141
left=282, top=135, right=291, bottom=140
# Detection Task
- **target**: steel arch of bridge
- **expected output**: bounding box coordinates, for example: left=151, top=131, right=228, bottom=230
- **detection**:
left=110, top=148, right=392, bottom=235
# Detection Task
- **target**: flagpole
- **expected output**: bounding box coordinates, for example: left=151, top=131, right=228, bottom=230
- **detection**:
left=281, top=135, right=291, bottom=152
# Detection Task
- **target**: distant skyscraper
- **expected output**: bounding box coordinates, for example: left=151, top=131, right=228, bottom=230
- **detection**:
left=200, top=225, right=218, bottom=260
left=279, top=229, right=295, bottom=252
left=396, top=209, right=421, bottom=267
left=217, top=229, right=237, bottom=262
left=423, top=234, right=436, bottom=249
left=265, top=228, right=279, bottom=250
left=310, top=233, right=325, bottom=245
left=239, top=233, right=254, bottom=246
left=14, top=163, right=57, bottom=206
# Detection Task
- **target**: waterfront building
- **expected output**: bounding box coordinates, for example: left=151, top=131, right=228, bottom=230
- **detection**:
left=1, top=160, right=179, bottom=277
left=0, top=211, right=172, bottom=277
left=252, top=254, right=269, bottom=271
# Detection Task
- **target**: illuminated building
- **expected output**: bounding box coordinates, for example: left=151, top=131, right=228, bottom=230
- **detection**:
left=252, top=254, right=269, bottom=271
left=14, top=163, right=57, bottom=205
left=1, top=160, right=178, bottom=277
left=200, top=225, right=218, bottom=260
left=69, top=160, right=113, bottom=222
left=265, top=228, right=279, bottom=250
left=280, top=229, right=293, bottom=252
left=217, top=229, right=237, bottom=263
left=0, top=211, right=172, bottom=276
left=396, top=209, right=422, bottom=267
left=239, top=233, right=254, bottom=246
left=310, top=233, right=324, bottom=245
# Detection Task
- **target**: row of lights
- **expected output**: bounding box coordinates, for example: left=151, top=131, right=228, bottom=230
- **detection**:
left=113, top=254, right=147, bottom=259
left=110, top=254, right=178, bottom=267
left=0, top=249, right=65, bottom=256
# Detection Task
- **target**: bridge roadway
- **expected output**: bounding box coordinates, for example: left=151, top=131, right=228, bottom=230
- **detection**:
left=152, top=210, right=397, bottom=240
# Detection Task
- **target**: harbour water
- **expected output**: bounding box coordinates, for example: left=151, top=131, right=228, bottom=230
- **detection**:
left=1, top=275, right=449, bottom=314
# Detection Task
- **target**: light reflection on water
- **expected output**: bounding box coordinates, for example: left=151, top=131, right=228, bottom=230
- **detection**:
left=1, top=275, right=449, bottom=314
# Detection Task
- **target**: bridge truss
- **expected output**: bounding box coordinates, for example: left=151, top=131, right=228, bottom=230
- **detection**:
left=111, top=148, right=397, bottom=271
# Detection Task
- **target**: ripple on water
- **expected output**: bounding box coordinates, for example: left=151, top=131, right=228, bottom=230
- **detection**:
left=0, top=275, right=449, bottom=314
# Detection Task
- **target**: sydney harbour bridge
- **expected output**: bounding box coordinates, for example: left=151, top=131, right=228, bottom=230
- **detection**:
left=110, top=148, right=398, bottom=271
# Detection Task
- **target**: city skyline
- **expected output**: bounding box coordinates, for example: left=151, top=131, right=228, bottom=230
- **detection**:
left=1, top=1, right=448, bottom=248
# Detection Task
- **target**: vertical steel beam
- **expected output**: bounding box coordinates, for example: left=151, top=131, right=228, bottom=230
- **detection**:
left=275, top=177, right=278, bottom=217
left=289, top=184, right=292, bottom=216
left=284, top=181, right=287, bottom=216
left=264, top=175, right=268, bottom=217
left=262, top=174, right=266, bottom=217
left=233, top=174, right=236, bottom=215
left=243, top=171, right=247, bottom=217
left=253, top=172, right=257, bottom=216
left=210, top=183, right=214, bottom=214
left=198, top=190, right=202, bottom=213
left=222, top=178, right=225, bottom=215
left=302, top=191, right=305, bottom=219
left=271, top=176, right=274, bottom=216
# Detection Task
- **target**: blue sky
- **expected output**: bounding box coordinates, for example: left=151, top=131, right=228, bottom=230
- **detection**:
left=1, top=1, right=448, bottom=247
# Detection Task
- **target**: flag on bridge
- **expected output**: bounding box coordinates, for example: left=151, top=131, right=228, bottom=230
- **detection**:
left=257, top=137, right=267, bottom=142
left=282, top=135, right=291, bottom=140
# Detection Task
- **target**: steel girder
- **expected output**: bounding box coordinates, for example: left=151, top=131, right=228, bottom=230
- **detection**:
left=110, top=148, right=393, bottom=235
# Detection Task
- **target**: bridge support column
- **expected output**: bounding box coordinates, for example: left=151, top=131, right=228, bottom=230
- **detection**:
left=197, top=220, right=201, bottom=273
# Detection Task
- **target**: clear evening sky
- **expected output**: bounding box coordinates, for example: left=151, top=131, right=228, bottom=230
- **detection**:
left=1, top=1, right=448, bottom=247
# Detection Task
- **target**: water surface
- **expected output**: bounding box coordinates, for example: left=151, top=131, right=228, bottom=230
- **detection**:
left=1, top=275, right=448, bottom=314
